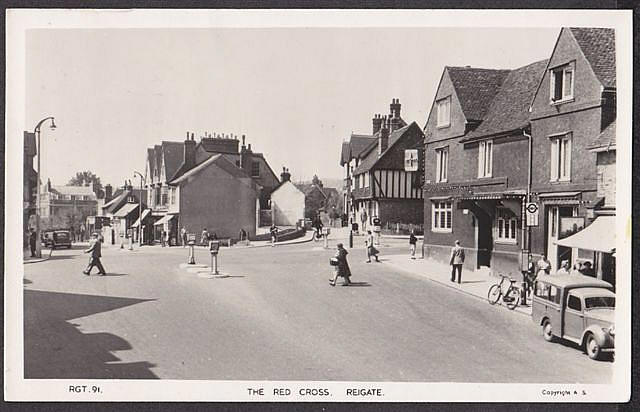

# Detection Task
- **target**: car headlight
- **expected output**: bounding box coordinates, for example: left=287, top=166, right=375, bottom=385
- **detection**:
left=606, top=325, right=615, bottom=337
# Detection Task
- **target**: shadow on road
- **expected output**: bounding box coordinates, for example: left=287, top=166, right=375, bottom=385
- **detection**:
left=461, top=280, right=486, bottom=284
left=47, top=254, right=77, bottom=261
left=347, top=282, right=371, bottom=287
left=24, top=289, right=158, bottom=379
left=550, top=338, right=614, bottom=363
left=87, top=272, right=128, bottom=277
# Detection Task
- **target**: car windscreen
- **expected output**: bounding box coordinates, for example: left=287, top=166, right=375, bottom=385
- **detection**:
left=53, top=232, right=69, bottom=241
left=584, top=296, right=615, bottom=309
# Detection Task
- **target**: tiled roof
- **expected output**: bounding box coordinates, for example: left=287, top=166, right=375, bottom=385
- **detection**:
left=52, top=185, right=96, bottom=197
left=154, top=145, right=162, bottom=176
left=588, top=121, right=616, bottom=150
left=24, top=131, right=36, bottom=156
left=352, top=123, right=417, bottom=175
left=147, top=148, right=155, bottom=177
left=340, top=141, right=350, bottom=165
left=570, top=27, right=616, bottom=88
left=350, top=134, right=377, bottom=158
left=447, top=66, right=511, bottom=122
left=463, top=59, right=548, bottom=141
left=161, top=141, right=184, bottom=181
left=170, top=154, right=253, bottom=185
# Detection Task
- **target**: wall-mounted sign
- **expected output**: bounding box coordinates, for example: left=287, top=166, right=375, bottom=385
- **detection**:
left=404, top=149, right=419, bottom=172
left=525, top=202, right=539, bottom=227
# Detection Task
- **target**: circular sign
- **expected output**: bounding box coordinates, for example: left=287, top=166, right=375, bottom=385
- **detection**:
left=526, top=203, right=538, bottom=214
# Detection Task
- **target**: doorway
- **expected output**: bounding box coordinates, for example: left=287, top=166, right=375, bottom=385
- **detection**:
left=546, top=205, right=578, bottom=270
left=476, top=213, right=493, bottom=268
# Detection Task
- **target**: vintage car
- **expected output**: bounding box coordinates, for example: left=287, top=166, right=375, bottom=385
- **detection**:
left=42, top=229, right=73, bottom=249
left=532, top=274, right=615, bottom=360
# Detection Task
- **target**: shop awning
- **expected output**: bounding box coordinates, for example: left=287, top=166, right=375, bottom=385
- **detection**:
left=538, top=191, right=581, bottom=204
left=131, top=209, right=150, bottom=228
left=459, top=191, right=525, bottom=201
left=555, top=216, right=615, bottom=253
left=153, top=214, right=175, bottom=226
left=113, top=202, right=139, bottom=218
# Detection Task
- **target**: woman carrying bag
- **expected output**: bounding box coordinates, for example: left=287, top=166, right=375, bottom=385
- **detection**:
left=365, top=230, right=379, bottom=263
left=329, top=243, right=351, bottom=286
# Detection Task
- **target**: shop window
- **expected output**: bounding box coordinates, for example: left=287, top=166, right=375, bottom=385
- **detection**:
left=495, top=208, right=517, bottom=243
left=432, top=201, right=452, bottom=232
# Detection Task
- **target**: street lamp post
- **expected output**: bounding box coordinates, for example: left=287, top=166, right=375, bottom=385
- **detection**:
left=133, top=171, right=145, bottom=247
left=34, top=116, right=56, bottom=258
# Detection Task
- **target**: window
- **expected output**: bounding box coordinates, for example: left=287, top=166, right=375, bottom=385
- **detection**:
left=549, top=285, right=560, bottom=304
left=170, top=188, right=176, bottom=205
left=550, top=63, right=574, bottom=103
left=364, top=172, right=370, bottom=188
left=251, top=161, right=260, bottom=177
left=550, top=133, right=572, bottom=181
left=478, top=140, right=493, bottom=178
left=567, top=295, right=582, bottom=311
left=495, top=208, right=517, bottom=243
left=161, top=186, right=168, bottom=206
left=432, top=201, right=452, bottom=232
left=435, top=147, right=448, bottom=183
left=436, top=97, right=451, bottom=128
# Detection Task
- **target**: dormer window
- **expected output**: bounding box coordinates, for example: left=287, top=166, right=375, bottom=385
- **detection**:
left=436, top=96, right=451, bottom=128
left=550, top=63, right=574, bottom=103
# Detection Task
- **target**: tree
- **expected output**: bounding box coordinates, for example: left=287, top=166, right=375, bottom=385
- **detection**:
left=311, top=174, right=323, bottom=188
left=68, top=171, right=104, bottom=198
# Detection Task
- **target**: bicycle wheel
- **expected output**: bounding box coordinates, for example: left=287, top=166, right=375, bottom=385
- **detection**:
left=487, top=284, right=501, bottom=305
left=506, top=287, right=521, bottom=310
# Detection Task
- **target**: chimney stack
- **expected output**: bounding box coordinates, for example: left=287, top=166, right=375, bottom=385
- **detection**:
left=378, top=122, right=389, bottom=156
left=105, top=184, right=113, bottom=202
left=280, top=167, right=291, bottom=182
left=184, top=130, right=197, bottom=169
left=372, top=114, right=383, bottom=134
left=390, top=98, right=401, bottom=119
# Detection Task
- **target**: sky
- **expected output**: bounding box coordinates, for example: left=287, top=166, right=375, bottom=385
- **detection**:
left=26, top=27, right=560, bottom=187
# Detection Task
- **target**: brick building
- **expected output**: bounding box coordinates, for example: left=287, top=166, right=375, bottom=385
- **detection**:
left=340, top=98, right=424, bottom=231
left=144, top=132, right=280, bottom=242
left=422, top=27, right=616, bottom=282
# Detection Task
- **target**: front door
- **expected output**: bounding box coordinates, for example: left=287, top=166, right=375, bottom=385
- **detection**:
left=476, top=213, right=493, bottom=268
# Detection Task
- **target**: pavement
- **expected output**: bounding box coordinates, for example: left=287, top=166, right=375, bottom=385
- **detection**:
left=21, top=238, right=612, bottom=382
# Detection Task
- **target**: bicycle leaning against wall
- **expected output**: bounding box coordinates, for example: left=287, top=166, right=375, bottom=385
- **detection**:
left=487, top=274, right=522, bottom=310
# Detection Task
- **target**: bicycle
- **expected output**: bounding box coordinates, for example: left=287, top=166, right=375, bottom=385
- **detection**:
left=487, top=274, right=521, bottom=310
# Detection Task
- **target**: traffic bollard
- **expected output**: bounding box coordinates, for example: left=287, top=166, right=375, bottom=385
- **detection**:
left=188, top=245, right=195, bottom=264
left=349, top=230, right=353, bottom=249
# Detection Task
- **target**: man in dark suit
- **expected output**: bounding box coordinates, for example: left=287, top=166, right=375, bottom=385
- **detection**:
left=83, top=233, right=106, bottom=276
left=450, top=240, right=465, bottom=284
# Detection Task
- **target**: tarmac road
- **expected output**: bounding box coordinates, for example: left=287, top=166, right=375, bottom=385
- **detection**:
left=22, top=240, right=613, bottom=382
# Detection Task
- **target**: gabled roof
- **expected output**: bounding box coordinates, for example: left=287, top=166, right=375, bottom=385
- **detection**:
left=588, top=121, right=616, bottom=151
left=169, top=154, right=254, bottom=187
left=569, top=27, right=616, bottom=88
left=147, top=148, right=155, bottom=177
left=340, top=141, right=351, bottom=165
left=446, top=66, right=511, bottom=122
left=352, top=122, right=421, bottom=175
left=462, top=59, right=548, bottom=142
left=350, top=134, right=377, bottom=158
left=24, top=131, right=36, bottom=156
left=161, top=141, right=184, bottom=181
left=154, top=145, right=162, bottom=176
left=294, top=183, right=327, bottom=198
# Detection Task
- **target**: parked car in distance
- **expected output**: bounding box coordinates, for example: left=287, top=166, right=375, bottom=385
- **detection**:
left=42, top=229, right=73, bottom=249
left=532, top=274, right=614, bottom=360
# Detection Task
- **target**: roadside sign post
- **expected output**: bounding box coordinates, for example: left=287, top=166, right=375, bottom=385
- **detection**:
left=323, top=227, right=330, bottom=249
left=209, top=241, right=220, bottom=275
left=525, top=202, right=539, bottom=227
left=187, top=233, right=196, bottom=264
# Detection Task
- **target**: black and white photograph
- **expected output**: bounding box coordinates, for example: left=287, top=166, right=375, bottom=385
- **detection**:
left=5, top=9, right=632, bottom=402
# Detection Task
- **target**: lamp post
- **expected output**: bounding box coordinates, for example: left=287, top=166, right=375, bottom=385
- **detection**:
left=34, top=116, right=57, bottom=258
left=133, top=171, right=145, bottom=247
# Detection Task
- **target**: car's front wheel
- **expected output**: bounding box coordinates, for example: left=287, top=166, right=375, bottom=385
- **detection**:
left=542, top=319, right=554, bottom=342
left=585, top=333, right=601, bottom=360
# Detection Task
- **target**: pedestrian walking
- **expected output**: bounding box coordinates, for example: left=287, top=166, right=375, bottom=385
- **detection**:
left=365, top=230, right=379, bottom=263
left=329, top=243, right=351, bottom=286
left=409, top=230, right=417, bottom=259
left=270, top=224, right=278, bottom=247
left=312, top=213, right=323, bottom=241
left=181, top=227, right=187, bottom=248
left=28, top=228, right=37, bottom=257
left=83, top=233, right=106, bottom=276
left=200, top=228, right=209, bottom=246
left=449, top=240, right=465, bottom=284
